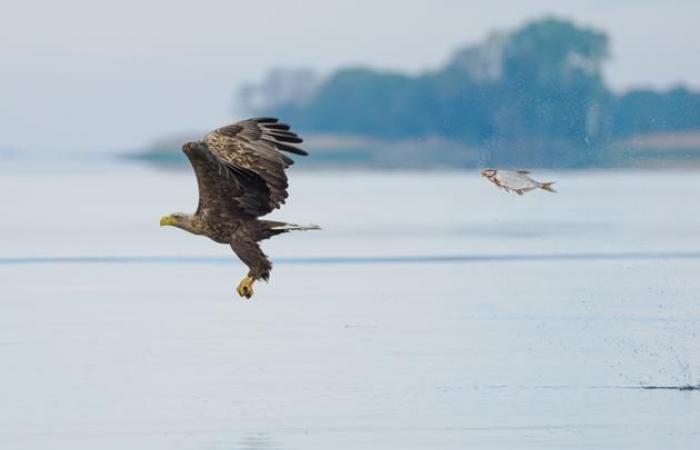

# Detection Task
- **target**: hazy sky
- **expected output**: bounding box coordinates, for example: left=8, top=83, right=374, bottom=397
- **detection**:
left=2, top=0, right=699, bottom=153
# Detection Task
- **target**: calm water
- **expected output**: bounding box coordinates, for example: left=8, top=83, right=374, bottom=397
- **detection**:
left=1, top=162, right=699, bottom=449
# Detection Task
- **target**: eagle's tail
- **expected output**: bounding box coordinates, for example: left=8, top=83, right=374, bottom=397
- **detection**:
left=270, top=223, right=321, bottom=232
left=258, top=221, right=320, bottom=240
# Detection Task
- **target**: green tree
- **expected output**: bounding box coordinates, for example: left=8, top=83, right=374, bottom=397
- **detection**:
left=613, top=87, right=700, bottom=136
left=240, top=16, right=700, bottom=168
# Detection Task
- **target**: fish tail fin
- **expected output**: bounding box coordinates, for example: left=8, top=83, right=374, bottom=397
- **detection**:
left=540, top=182, right=557, bottom=193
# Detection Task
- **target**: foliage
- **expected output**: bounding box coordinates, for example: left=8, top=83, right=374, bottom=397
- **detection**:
left=239, top=17, right=700, bottom=167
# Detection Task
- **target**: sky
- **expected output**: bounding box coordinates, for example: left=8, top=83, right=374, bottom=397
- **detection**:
left=2, top=0, right=699, bottom=154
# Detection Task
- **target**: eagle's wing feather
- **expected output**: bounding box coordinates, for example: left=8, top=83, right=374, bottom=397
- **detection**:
left=202, top=118, right=307, bottom=217
left=183, top=142, right=271, bottom=219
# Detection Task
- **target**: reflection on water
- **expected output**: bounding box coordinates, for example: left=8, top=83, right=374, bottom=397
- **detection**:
left=235, top=434, right=277, bottom=450
left=205, top=433, right=280, bottom=450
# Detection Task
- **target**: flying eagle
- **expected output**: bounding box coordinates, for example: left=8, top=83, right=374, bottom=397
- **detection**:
left=160, top=117, right=319, bottom=299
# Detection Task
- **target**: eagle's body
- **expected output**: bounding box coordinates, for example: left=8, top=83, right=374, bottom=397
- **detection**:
left=160, top=117, right=318, bottom=298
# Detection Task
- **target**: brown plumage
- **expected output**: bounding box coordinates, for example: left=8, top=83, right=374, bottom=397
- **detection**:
left=160, top=117, right=319, bottom=299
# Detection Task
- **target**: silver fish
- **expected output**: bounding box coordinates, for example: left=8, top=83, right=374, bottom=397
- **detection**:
left=481, top=168, right=556, bottom=196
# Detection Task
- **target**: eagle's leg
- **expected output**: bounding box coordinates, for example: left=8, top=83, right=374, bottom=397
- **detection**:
left=236, top=276, right=255, bottom=299
left=231, top=231, right=272, bottom=300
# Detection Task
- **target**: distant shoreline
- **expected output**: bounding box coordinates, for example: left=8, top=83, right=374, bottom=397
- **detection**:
left=124, top=130, right=700, bottom=170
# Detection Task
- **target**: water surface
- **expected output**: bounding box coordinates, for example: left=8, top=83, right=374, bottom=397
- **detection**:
left=1, top=163, right=698, bottom=449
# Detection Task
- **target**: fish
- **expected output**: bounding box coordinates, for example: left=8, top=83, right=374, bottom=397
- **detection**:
left=481, top=168, right=556, bottom=196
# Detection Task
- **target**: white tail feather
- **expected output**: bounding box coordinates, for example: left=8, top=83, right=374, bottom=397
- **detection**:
left=270, top=223, right=321, bottom=231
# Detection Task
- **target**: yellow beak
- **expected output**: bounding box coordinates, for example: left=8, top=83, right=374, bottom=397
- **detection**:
left=160, top=215, right=175, bottom=227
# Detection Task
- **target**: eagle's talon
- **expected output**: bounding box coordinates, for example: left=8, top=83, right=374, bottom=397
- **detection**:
left=236, top=276, right=255, bottom=299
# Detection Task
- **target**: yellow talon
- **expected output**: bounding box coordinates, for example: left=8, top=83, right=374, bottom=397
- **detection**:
left=236, top=276, right=255, bottom=299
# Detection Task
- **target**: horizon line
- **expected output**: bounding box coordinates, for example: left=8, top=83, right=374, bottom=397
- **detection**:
left=2, top=251, right=700, bottom=266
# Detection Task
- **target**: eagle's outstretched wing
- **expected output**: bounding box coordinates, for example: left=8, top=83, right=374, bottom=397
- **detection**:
left=183, top=117, right=307, bottom=220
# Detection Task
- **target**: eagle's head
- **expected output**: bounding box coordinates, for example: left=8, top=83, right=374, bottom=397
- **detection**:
left=182, top=141, right=203, bottom=153
left=160, top=212, right=194, bottom=231
left=481, top=168, right=497, bottom=179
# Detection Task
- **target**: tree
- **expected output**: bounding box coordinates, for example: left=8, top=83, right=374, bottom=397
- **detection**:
left=237, top=17, right=700, bottom=167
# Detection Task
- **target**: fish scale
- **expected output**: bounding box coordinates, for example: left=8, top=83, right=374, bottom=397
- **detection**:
left=481, top=169, right=556, bottom=195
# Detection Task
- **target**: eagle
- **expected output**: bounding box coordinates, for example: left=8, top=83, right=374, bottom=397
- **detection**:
left=159, top=117, right=319, bottom=299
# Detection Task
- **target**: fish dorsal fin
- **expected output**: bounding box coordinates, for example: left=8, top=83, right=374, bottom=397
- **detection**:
left=517, top=170, right=530, bottom=174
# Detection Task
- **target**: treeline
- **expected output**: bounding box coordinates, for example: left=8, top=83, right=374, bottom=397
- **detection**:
left=238, top=18, right=700, bottom=166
